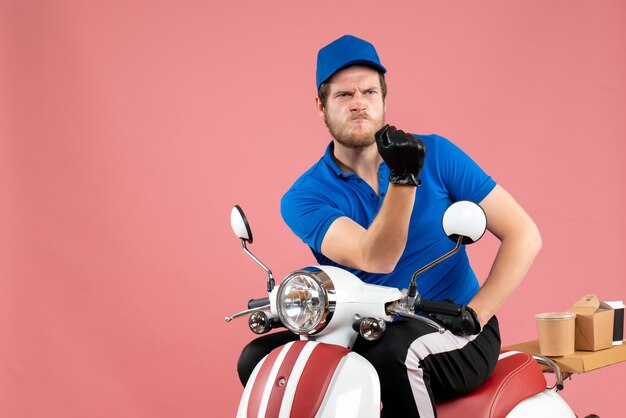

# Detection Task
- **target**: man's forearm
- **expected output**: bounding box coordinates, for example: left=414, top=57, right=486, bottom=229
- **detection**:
left=358, top=183, right=416, bottom=273
left=468, top=227, right=542, bottom=325
left=319, top=182, right=417, bottom=273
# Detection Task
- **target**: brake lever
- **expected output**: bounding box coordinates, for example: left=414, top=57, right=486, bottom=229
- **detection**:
left=225, top=304, right=271, bottom=322
left=387, top=302, right=445, bottom=334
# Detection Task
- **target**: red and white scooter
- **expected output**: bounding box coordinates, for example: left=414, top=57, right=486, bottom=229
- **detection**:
left=226, top=201, right=577, bottom=417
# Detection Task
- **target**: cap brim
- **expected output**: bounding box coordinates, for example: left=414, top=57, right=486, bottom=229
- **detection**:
left=318, top=59, right=387, bottom=89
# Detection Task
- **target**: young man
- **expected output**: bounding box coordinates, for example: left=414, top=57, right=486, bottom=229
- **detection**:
left=239, top=34, right=541, bottom=417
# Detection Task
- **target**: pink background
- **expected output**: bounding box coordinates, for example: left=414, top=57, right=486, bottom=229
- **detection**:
left=1, top=1, right=625, bottom=417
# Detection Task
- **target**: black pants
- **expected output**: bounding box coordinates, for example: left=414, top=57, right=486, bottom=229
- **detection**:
left=238, top=316, right=501, bottom=417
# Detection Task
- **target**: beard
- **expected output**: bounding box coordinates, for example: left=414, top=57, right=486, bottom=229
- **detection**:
left=323, top=111, right=385, bottom=150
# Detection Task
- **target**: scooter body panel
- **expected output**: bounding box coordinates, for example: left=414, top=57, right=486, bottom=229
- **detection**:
left=314, top=352, right=380, bottom=418
left=269, top=265, right=402, bottom=348
left=237, top=340, right=380, bottom=418
left=506, top=390, right=576, bottom=417
left=237, top=355, right=266, bottom=418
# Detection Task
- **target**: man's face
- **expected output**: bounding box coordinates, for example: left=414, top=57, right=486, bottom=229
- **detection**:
left=317, top=66, right=386, bottom=149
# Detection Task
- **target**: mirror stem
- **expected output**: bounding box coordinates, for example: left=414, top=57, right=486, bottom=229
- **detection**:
left=241, top=240, right=275, bottom=292
left=408, top=236, right=464, bottom=299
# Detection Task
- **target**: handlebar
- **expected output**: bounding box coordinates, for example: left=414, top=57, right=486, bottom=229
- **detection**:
left=248, top=297, right=270, bottom=309
left=414, top=298, right=463, bottom=316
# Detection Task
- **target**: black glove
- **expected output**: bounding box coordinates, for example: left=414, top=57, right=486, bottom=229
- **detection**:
left=375, top=124, right=426, bottom=187
left=428, top=305, right=481, bottom=336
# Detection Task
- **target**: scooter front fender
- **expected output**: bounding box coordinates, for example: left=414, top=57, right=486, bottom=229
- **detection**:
left=237, top=340, right=380, bottom=418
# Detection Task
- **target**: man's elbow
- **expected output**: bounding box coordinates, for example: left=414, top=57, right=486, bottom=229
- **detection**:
left=526, top=222, right=542, bottom=256
left=363, top=257, right=400, bottom=275
left=535, top=228, right=543, bottom=253
left=370, top=264, right=396, bottom=275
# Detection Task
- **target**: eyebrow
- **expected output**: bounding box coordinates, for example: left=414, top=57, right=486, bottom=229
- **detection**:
left=333, top=85, right=380, bottom=95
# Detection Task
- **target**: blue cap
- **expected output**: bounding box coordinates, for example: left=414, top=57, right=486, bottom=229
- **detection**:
left=316, top=35, right=387, bottom=90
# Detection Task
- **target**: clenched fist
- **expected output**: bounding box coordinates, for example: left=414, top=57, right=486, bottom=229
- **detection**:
left=375, top=124, right=426, bottom=186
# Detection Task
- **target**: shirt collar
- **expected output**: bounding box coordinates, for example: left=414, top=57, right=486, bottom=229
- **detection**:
left=322, top=141, right=389, bottom=178
left=322, top=141, right=349, bottom=178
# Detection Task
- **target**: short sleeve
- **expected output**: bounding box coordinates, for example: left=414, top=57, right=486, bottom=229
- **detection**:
left=281, top=185, right=344, bottom=253
left=433, top=135, right=496, bottom=203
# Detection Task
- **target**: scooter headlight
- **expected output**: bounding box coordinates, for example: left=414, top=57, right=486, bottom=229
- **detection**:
left=276, top=269, right=335, bottom=334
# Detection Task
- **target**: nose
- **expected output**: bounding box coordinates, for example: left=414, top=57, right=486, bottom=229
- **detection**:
left=350, top=92, right=366, bottom=112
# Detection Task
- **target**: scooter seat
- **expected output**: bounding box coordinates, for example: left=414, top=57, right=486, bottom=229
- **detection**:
left=436, top=351, right=547, bottom=418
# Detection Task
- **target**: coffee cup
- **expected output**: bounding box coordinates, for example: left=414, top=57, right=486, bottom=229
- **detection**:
left=535, top=312, right=576, bottom=356
left=605, top=301, right=624, bottom=345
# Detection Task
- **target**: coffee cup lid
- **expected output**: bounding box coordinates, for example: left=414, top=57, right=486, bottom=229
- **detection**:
left=535, top=312, right=577, bottom=320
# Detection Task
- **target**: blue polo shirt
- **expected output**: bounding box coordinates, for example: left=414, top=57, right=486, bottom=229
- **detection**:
left=280, top=134, right=496, bottom=305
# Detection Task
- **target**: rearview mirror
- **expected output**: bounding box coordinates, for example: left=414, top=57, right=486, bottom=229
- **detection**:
left=442, top=201, right=487, bottom=245
left=230, top=205, right=253, bottom=243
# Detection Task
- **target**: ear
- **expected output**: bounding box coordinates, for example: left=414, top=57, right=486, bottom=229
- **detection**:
left=315, top=96, right=325, bottom=119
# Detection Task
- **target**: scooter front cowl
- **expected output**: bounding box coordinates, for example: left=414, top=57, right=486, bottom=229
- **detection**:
left=238, top=340, right=380, bottom=418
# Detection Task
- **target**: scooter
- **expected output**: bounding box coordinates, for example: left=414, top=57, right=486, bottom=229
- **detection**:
left=226, top=201, right=577, bottom=417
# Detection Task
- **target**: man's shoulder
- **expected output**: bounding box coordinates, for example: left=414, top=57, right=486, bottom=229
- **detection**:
left=412, top=133, right=466, bottom=160
left=280, top=152, right=346, bottom=246
left=286, top=157, right=330, bottom=191
left=413, top=133, right=447, bottom=146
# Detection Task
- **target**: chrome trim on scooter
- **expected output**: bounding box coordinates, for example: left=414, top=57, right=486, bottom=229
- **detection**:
left=532, top=354, right=568, bottom=391
left=276, top=269, right=336, bottom=335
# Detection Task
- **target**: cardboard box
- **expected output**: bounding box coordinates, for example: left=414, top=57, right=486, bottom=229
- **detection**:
left=504, top=339, right=626, bottom=373
left=569, top=294, right=614, bottom=351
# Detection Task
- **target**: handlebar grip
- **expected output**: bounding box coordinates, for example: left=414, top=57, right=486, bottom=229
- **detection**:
left=415, top=299, right=462, bottom=317
left=248, top=297, right=270, bottom=309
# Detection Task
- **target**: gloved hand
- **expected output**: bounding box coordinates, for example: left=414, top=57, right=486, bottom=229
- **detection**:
left=429, top=305, right=482, bottom=336
left=375, top=124, right=426, bottom=187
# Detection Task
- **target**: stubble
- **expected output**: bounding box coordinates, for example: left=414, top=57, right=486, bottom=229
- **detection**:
left=323, top=111, right=385, bottom=150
